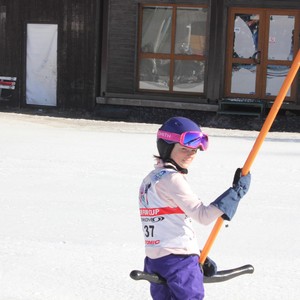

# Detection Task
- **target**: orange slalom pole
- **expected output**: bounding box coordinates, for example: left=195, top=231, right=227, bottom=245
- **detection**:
left=200, top=50, right=300, bottom=265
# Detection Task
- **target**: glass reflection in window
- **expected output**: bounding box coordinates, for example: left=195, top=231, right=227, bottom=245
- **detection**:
left=266, top=65, right=290, bottom=96
left=175, top=7, right=207, bottom=55
left=233, top=14, right=259, bottom=58
left=268, top=15, right=295, bottom=61
left=173, top=60, right=205, bottom=92
left=231, top=64, right=256, bottom=94
left=139, top=58, right=170, bottom=90
left=141, top=7, right=172, bottom=54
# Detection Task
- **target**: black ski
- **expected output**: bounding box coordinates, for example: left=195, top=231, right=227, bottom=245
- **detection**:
left=130, top=264, right=254, bottom=284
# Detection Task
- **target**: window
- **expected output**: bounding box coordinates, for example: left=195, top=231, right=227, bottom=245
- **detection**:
left=138, top=5, right=208, bottom=94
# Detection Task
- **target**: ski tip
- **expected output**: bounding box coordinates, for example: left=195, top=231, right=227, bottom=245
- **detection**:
left=130, top=270, right=166, bottom=284
left=130, top=270, right=140, bottom=280
left=245, top=264, right=255, bottom=273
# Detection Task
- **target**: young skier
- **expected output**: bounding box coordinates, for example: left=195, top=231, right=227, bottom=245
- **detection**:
left=139, top=116, right=251, bottom=299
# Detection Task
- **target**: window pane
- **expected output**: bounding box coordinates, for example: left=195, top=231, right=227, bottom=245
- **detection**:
left=173, top=60, right=205, bottom=92
left=268, top=15, right=295, bottom=61
left=175, top=7, right=207, bottom=55
left=233, top=14, right=259, bottom=58
left=231, top=64, right=256, bottom=94
left=266, top=65, right=290, bottom=96
left=139, top=58, right=170, bottom=90
left=141, top=6, right=172, bottom=53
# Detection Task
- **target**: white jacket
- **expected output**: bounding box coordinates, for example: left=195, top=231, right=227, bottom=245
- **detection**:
left=139, top=160, right=223, bottom=259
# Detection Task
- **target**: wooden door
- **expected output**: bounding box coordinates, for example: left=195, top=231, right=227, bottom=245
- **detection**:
left=225, top=8, right=299, bottom=101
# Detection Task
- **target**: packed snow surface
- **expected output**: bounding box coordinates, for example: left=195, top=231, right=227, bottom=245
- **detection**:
left=0, top=112, right=300, bottom=299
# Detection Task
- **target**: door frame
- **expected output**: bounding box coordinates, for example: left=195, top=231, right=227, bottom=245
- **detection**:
left=224, top=7, right=299, bottom=102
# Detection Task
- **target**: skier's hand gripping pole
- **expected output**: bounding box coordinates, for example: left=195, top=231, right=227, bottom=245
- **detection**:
left=199, top=49, right=300, bottom=265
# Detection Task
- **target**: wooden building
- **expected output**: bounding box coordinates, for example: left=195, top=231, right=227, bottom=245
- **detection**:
left=0, top=0, right=299, bottom=115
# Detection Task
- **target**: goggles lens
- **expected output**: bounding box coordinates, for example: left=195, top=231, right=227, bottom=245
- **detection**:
left=181, top=131, right=208, bottom=150
left=157, top=130, right=208, bottom=150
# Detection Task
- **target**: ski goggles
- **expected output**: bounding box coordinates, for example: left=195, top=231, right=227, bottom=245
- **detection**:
left=157, top=130, right=208, bottom=151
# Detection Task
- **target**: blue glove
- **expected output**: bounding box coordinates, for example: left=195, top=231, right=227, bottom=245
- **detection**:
left=211, top=168, right=251, bottom=221
left=232, top=168, right=251, bottom=198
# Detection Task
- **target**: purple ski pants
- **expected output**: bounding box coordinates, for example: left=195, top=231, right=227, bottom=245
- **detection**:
left=144, top=254, right=204, bottom=300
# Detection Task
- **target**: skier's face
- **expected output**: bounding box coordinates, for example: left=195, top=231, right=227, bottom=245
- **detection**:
left=170, top=143, right=197, bottom=169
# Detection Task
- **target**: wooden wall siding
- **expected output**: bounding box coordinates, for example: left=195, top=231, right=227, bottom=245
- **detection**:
left=105, top=0, right=137, bottom=94
left=0, top=0, right=100, bottom=109
left=0, top=2, right=20, bottom=106
left=0, top=5, right=7, bottom=71
left=59, top=0, right=100, bottom=109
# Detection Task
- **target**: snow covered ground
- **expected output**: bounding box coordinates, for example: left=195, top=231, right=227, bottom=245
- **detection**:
left=0, top=112, right=299, bottom=300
